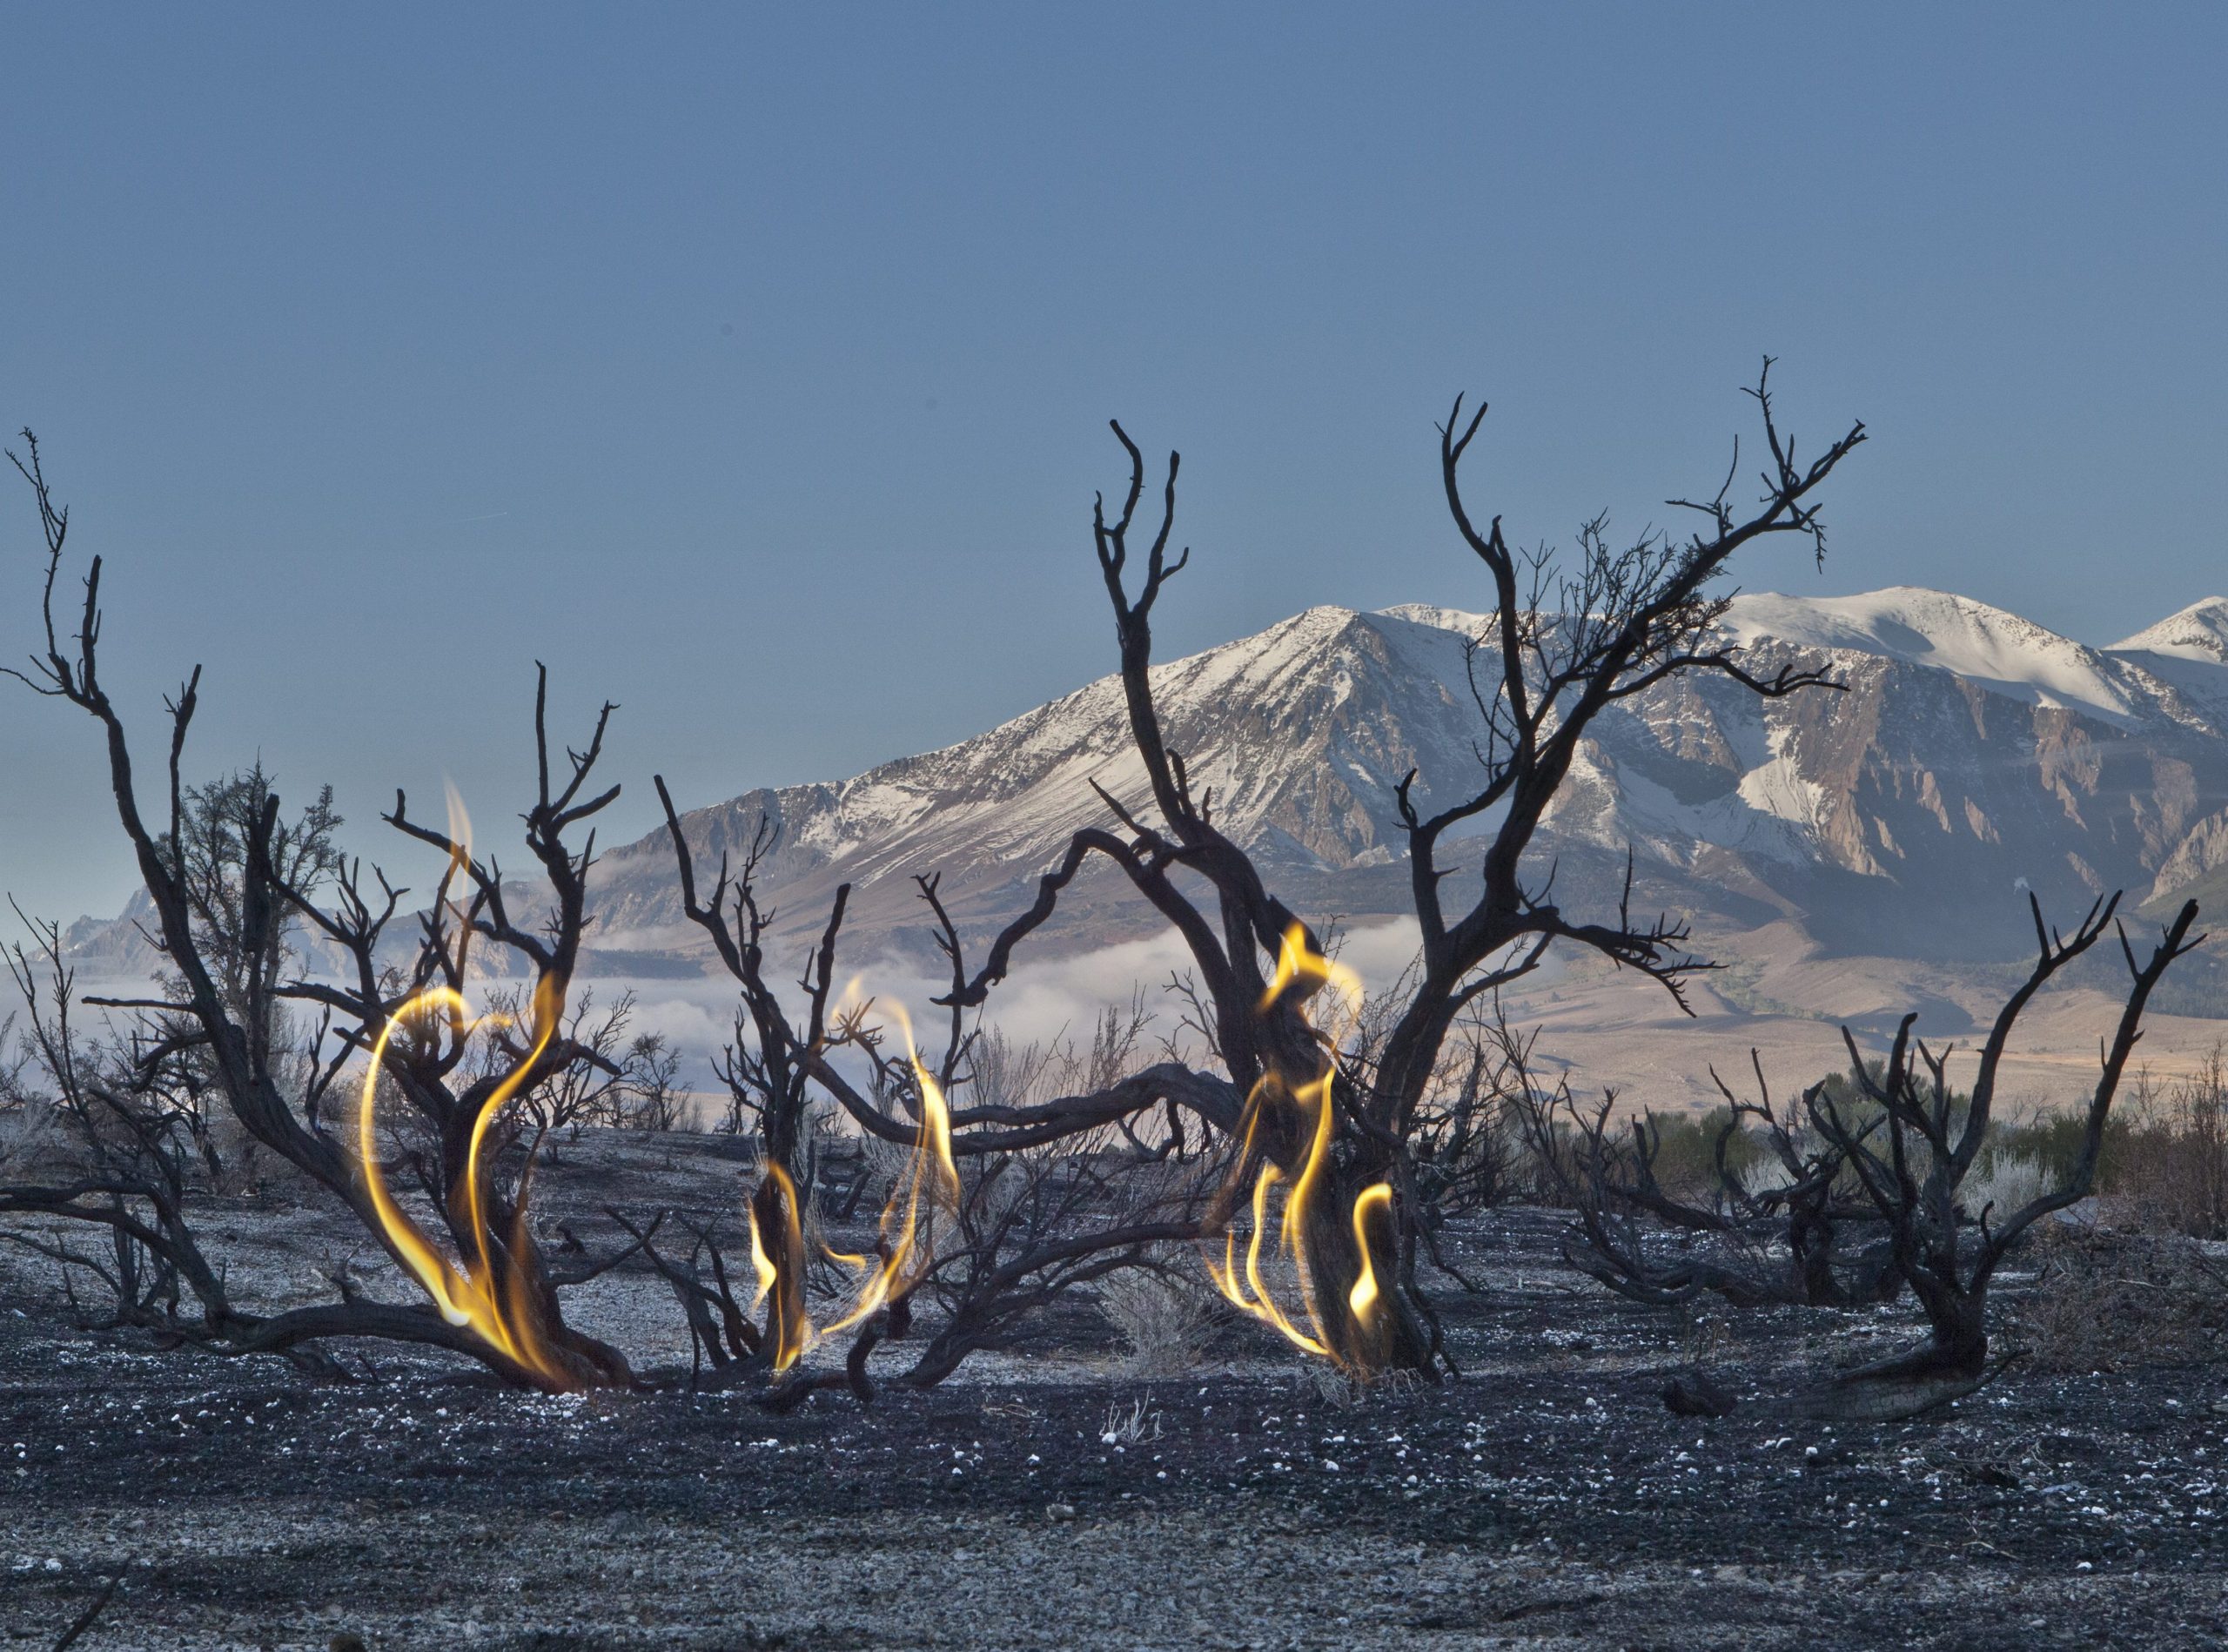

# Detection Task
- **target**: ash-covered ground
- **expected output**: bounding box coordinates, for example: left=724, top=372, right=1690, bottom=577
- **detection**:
left=3, top=1133, right=2227, bottom=1649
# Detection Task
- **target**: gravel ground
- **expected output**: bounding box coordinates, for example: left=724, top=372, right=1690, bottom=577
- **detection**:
left=4, top=1138, right=2228, bottom=1649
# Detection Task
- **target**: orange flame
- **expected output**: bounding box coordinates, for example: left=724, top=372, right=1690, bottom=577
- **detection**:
left=746, top=1170, right=784, bottom=1313
left=1204, top=924, right=1392, bottom=1369
left=744, top=1160, right=812, bottom=1371
left=1258, top=921, right=1363, bottom=1024
left=742, top=1004, right=961, bottom=1375
left=356, top=977, right=578, bottom=1390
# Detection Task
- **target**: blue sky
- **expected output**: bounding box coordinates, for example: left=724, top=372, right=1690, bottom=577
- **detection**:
left=2, top=4, right=2222, bottom=927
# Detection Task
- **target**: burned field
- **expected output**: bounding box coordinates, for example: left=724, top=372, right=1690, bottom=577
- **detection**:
left=6, top=1153, right=2228, bottom=1652
left=7, top=371, right=2228, bottom=1652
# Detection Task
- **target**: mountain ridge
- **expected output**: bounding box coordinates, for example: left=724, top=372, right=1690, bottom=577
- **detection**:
left=61, top=586, right=2228, bottom=1004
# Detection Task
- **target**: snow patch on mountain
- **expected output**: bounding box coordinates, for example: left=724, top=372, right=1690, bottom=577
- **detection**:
left=1735, top=723, right=1829, bottom=841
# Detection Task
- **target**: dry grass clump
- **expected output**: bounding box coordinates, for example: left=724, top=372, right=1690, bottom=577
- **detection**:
left=1963, top=1152, right=2050, bottom=1221
left=1098, top=1266, right=1216, bottom=1377
left=2104, top=1048, right=2228, bottom=1239
left=2010, top=1225, right=2227, bottom=1373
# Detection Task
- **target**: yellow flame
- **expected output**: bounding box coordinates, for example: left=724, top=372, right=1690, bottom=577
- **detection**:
left=1209, top=1156, right=1331, bottom=1357
left=443, top=779, right=473, bottom=876
left=1346, top=1182, right=1392, bottom=1321
left=742, top=1002, right=961, bottom=1376
left=813, top=1013, right=959, bottom=1340
left=356, top=981, right=577, bottom=1390
left=744, top=1160, right=812, bottom=1371
left=746, top=1185, right=781, bottom=1314
left=1205, top=1071, right=1342, bottom=1358
left=1259, top=922, right=1363, bottom=1022
left=1204, top=924, right=1389, bottom=1369
left=436, top=780, right=479, bottom=980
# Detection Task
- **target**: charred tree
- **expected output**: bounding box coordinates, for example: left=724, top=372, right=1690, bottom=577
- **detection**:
left=917, top=362, right=1865, bottom=1377
left=1518, top=1038, right=1898, bottom=1311
left=3, top=432, right=643, bottom=1389
left=1812, top=893, right=2202, bottom=1381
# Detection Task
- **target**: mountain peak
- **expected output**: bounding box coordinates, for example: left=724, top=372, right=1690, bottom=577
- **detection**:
left=1373, top=602, right=1491, bottom=635
left=2111, top=596, right=2228, bottom=663
left=1721, top=586, right=2140, bottom=723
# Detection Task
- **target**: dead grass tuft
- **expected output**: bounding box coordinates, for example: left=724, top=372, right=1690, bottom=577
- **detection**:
left=2010, top=1224, right=2228, bottom=1373
left=1097, top=1266, right=1216, bottom=1377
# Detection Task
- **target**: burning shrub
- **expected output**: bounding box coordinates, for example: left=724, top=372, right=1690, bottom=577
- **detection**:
left=638, top=802, right=1229, bottom=1399
left=901, top=363, right=1868, bottom=1380
left=2, top=433, right=651, bottom=1387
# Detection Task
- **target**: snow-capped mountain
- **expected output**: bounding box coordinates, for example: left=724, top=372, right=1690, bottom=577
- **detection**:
left=580, top=601, right=1495, bottom=962
left=577, top=584, right=2228, bottom=975
left=2113, top=596, right=2228, bottom=667
left=65, top=588, right=2228, bottom=986
left=1547, top=587, right=2228, bottom=959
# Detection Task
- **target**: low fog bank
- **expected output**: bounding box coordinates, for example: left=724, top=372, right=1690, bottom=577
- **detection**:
left=9, top=918, right=1492, bottom=1108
